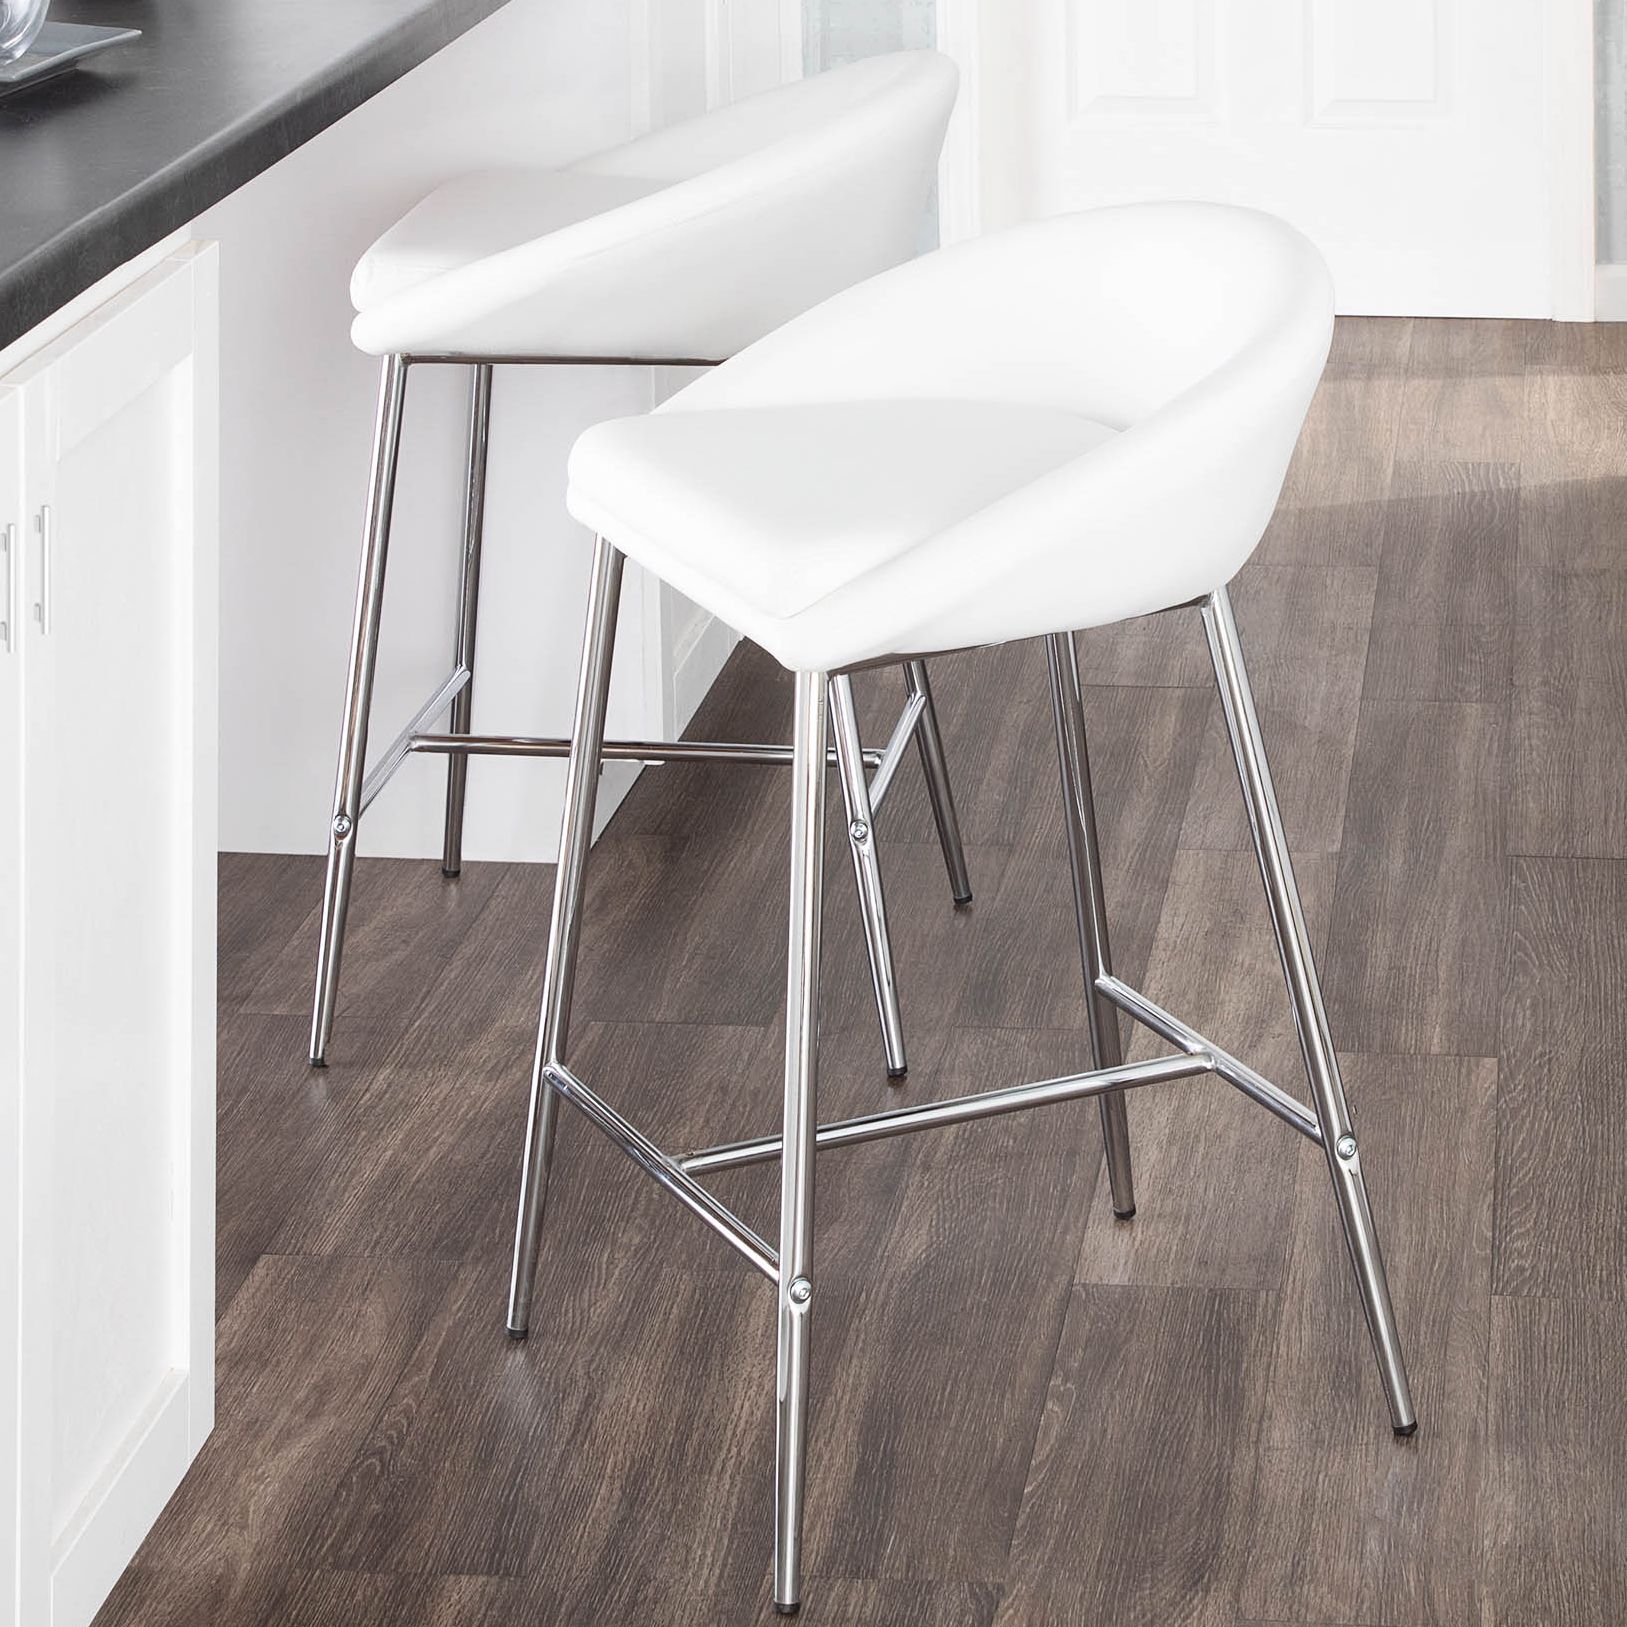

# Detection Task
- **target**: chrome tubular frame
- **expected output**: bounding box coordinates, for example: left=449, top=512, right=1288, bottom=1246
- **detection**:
left=358, top=665, right=471, bottom=816
left=507, top=536, right=626, bottom=1338
left=309, top=351, right=972, bottom=1070
left=1047, top=631, right=1136, bottom=1217
left=404, top=730, right=882, bottom=770
left=308, top=354, right=408, bottom=1067
left=830, top=674, right=907, bottom=1077
left=546, top=1062, right=778, bottom=1281
left=904, top=659, right=973, bottom=904
left=506, top=574, right=1418, bottom=1617
left=774, top=669, right=825, bottom=1614
left=680, top=1051, right=1210, bottom=1176
left=861, top=684, right=925, bottom=811
left=1201, top=584, right=1416, bottom=1435
left=442, top=363, right=493, bottom=876
left=1095, top=973, right=1322, bottom=1142
left=405, top=350, right=728, bottom=368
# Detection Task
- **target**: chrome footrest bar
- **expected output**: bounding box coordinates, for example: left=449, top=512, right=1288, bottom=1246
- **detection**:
left=408, top=730, right=883, bottom=771
left=1096, top=974, right=1323, bottom=1144
left=358, top=666, right=472, bottom=815
left=865, top=689, right=927, bottom=811
left=678, top=1052, right=1212, bottom=1176
left=545, top=1063, right=780, bottom=1282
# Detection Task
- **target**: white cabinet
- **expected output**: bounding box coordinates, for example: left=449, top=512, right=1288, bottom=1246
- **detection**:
left=1, top=356, right=25, bottom=1627
left=1, top=245, right=218, bottom=1627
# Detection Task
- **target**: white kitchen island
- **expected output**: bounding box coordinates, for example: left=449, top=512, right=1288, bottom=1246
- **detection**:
left=2, top=230, right=222, bottom=1627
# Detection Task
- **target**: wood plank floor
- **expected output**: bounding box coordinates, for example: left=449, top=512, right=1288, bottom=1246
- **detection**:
left=98, top=318, right=1627, bottom=1626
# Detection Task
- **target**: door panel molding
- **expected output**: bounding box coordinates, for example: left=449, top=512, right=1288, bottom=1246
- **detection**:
left=1068, top=0, right=1220, bottom=127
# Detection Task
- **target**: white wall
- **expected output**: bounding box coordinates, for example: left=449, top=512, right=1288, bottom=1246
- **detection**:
left=206, top=0, right=735, bottom=862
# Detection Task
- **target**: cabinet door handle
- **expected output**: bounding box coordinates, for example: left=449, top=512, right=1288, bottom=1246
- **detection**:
left=1, top=522, right=13, bottom=654
left=33, top=505, right=50, bottom=636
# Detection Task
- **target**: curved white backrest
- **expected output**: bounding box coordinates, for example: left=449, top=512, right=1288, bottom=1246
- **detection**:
left=575, top=51, right=947, bottom=185
left=668, top=202, right=1330, bottom=428
left=658, top=203, right=1335, bottom=667
left=353, top=51, right=958, bottom=359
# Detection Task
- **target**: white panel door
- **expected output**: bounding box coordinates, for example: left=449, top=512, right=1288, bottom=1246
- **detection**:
left=704, top=0, right=800, bottom=106
left=950, top=0, right=1593, bottom=317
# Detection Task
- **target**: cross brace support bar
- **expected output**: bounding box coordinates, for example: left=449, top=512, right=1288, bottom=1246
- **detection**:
left=865, top=689, right=927, bottom=811
left=1096, top=974, right=1323, bottom=1144
left=544, top=1064, right=780, bottom=1282
left=408, top=731, right=883, bottom=772
left=679, top=1051, right=1212, bottom=1176
left=549, top=992, right=1320, bottom=1281
left=358, top=666, right=471, bottom=814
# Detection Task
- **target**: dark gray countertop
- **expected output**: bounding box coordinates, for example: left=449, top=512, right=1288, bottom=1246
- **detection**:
left=0, top=0, right=510, bottom=350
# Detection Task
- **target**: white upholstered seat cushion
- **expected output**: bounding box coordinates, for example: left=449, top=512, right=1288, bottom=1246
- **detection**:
left=566, top=202, right=1335, bottom=672
left=568, top=400, right=1118, bottom=629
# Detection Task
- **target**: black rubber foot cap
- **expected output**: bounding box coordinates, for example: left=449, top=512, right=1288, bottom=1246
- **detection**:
left=1113, top=1206, right=1137, bottom=1221
left=442, top=867, right=461, bottom=879
left=773, top=1604, right=800, bottom=1617
left=506, top=1327, right=528, bottom=1342
left=887, top=1067, right=909, bottom=1082
left=308, top=1057, right=328, bottom=1070
left=1393, top=1420, right=1419, bottom=1438
left=953, top=892, right=974, bottom=908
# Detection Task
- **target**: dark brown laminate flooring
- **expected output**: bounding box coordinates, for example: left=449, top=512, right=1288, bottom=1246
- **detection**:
left=97, top=318, right=1627, bottom=1626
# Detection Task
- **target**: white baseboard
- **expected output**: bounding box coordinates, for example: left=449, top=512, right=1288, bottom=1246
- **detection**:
left=50, top=1373, right=197, bottom=1627
left=1595, top=263, right=1627, bottom=321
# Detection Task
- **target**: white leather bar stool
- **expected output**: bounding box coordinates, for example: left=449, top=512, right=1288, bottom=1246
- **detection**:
left=309, top=52, right=968, bottom=1077
left=518, top=201, right=1418, bottom=1615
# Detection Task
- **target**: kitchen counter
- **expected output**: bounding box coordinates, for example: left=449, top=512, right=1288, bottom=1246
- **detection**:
left=0, top=0, right=510, bottom=349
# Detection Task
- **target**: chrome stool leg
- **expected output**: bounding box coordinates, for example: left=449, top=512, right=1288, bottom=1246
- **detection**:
left=830, top=675, right=907, bottom=1079
left=1201, top=585, right=1417, bottom=1435
left=1045, top=633, right=1136, bottom=1218
left=308, top=355, right=410, bottom=1067
left=775, top=669, right=826, bottom=1616
left=905, top=660, right=973, bottom=906
left=507, top=535, right=626, bottom=1338
left=441, top=363, right=494, bottom=877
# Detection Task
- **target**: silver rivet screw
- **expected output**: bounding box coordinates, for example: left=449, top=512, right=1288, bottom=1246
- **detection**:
left=788, top=1277, right=812, bottom=1305
left=1335, top=1133, right=1357, bottom=1160
left=849, top=820, right=869, bottom=844
left=333, top=814, right=353, bottom=839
